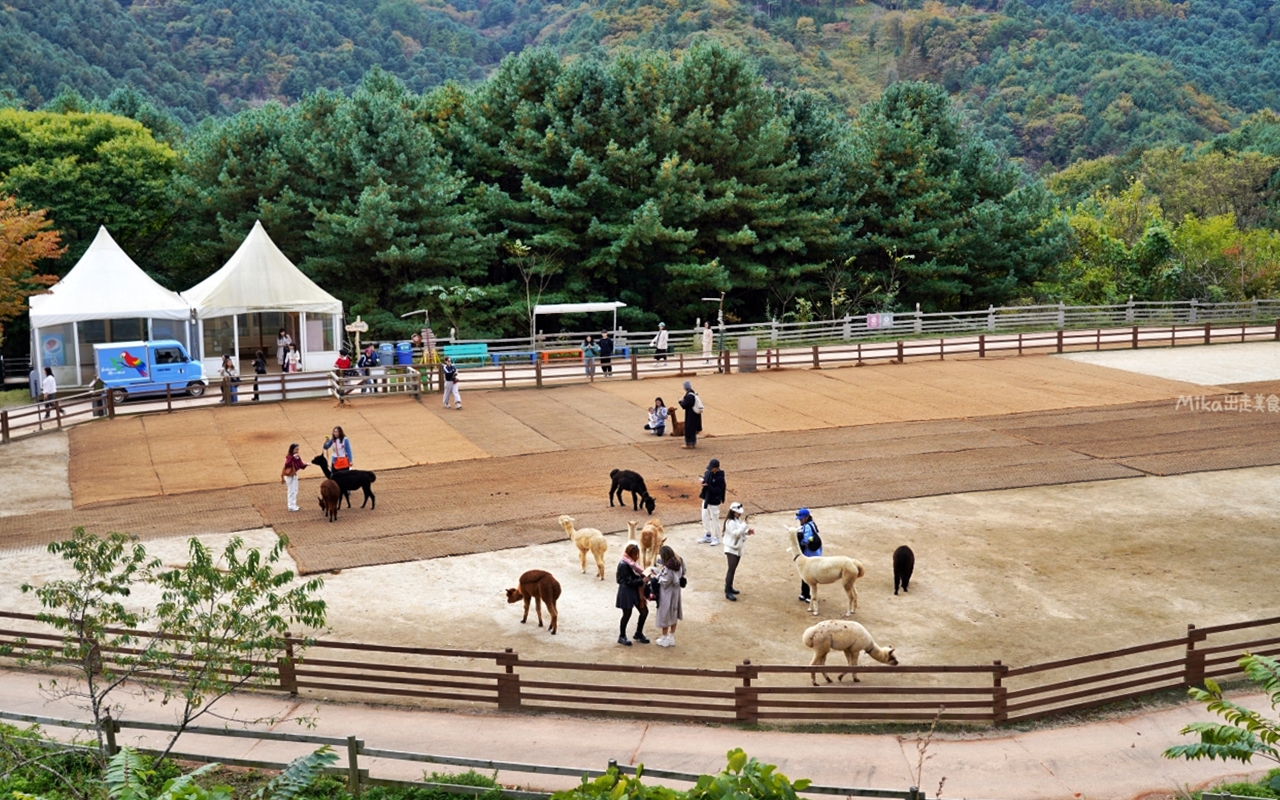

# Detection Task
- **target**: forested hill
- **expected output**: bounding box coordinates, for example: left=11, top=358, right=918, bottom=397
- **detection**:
left=4, top=0, right=1280, bottom=166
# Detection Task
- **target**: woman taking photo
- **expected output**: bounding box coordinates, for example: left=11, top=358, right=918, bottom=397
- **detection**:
left=654, top=545, right=684, bottom=647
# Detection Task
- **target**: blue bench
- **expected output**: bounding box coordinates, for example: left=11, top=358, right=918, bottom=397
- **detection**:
left=442, top=343, right=490, bottom=367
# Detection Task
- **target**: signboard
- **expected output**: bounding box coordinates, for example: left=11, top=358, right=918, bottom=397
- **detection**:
left=865, top=313, right=894, bottom=330
left=41, top=333, right=66, bottom=367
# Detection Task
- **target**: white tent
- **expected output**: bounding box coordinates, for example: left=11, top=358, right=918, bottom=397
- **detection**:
left=28, top=226, right=194, bottom=385
left=182, top=221, right=343, bottom=373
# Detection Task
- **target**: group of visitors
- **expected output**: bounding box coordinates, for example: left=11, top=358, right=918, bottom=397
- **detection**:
left=276, top=329, right=300, bottom=372
left=581, top=332, right=616, bottom=378
left=279, top=426, right=353, bottom=511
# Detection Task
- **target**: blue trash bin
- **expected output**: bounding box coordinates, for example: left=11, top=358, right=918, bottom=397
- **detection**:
left=396, top=341, right=413, bottom=365
left=378, top=342, right=394, bottom=365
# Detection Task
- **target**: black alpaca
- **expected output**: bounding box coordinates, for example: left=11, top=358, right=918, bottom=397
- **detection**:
left=893, top=545, right=915, bottom=595
left=311, top=455, right=377, bottom=509
left=609, top=469, right=656, bottom=515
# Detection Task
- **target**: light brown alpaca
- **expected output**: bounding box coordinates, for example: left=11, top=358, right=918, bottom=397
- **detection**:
left=784, top=526, right=865, bottom=617
left=506, top=569, right=562, bottom=634
left=629, top=519, right=666, bottom=569
left=559, top=514, right=608, bottom=580
left=667, top=406, right=684, bottom=437
left=802, top=620, right=898, bottom=685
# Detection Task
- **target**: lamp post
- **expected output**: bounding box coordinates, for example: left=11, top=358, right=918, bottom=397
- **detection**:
left=701, top=292, right=726, bottom=373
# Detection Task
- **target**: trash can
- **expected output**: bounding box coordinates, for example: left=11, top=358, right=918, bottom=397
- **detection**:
left=737, top=336, right=758, bottom=373
left=396, top=340, right=413, bottom=365
left=378, top=342, right=394, bottom=366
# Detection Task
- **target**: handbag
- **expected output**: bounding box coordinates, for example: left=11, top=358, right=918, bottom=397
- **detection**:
left=645, top=576, right=660, bottom=604
left=333, top=455, right=350, bottom=470
left=679, top=575, right=687, bottom=588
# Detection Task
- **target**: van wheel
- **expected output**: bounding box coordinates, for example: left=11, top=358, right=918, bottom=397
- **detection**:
left=110, top=388, right=127, bottom=405
left=186, top=382, right=206, bottom=398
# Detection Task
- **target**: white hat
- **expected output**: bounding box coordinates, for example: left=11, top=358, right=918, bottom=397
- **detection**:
left=729, top=502, right=744, bottom=513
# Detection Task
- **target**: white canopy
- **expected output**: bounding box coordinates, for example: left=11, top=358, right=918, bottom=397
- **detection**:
left=29, top=227, right=193, bottom=326
left=183, top=220, right=342, bottom=318
left=533, top=302, right=628, bottom=315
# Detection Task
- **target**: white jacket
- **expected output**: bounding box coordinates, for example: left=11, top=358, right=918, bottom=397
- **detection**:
left=651, top=329, right=669, bottom=350
left=723, top=517, right=750, bottom=557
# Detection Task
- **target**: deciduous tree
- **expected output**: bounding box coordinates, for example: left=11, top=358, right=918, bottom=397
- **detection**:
left=0, top=195, right=61, bottom=346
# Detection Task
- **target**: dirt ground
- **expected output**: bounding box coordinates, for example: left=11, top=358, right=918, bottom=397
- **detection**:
left=3, top=465, right=1278, bottom=679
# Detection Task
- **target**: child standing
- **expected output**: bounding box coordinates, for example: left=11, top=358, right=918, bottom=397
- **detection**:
left=281, top=444, right=308, bottom=511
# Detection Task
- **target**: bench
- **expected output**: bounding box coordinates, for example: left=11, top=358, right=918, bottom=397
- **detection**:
left=442, top=343, right=490, bottom=367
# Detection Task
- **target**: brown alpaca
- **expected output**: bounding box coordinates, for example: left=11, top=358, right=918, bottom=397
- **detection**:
left=628, top=519, right=666, bottom=569
left=802, top=620, right=898, bottom=686
left=506, top=569, right=561, bottom=634
left=667, top=406, right=684, bottom=437
left=318, top=479, right=341, bottom=522
left=559, top=514, right=608, bottom=580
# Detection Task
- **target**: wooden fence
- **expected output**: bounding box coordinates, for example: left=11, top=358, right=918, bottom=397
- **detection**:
left=0, top=708, right=934, bottom=799
left=2, top=611, right=1277, bottom=727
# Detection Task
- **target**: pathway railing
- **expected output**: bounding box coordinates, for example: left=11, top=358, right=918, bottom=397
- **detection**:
left=1, top=611, right=1276, bottom=727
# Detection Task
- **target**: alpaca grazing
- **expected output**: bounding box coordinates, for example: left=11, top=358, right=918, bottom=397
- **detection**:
left=506, top=569, right=561, bottom=634
left=802, top=619, right=899, bottom=686
left=609, top=469, right=656, bottom=515
left=667, top=407, right=684, bottom=437
left=559, top=514, right=608, bottom=580
left=318, top=479, right=341, bottom=522
left=310, top=455, right=377, bottom=509
left=893, top=545, right=915, bottom=595
left=628, top=519, right=666, bottom=569
left=785, top=526, right=866, bottom=617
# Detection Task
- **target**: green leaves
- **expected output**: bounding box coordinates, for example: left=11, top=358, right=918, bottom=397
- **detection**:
left=1165, top=655, right=1280, bottom=767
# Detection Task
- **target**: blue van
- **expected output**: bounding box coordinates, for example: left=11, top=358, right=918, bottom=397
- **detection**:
left=94, top=340, right=208, bottom=402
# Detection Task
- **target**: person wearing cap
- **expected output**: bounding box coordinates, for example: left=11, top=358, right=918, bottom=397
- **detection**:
left=650, top=322, right=669, bottom=362
left=678, top=380, right=702, bottom=448
left=721, top=501, right=754, bottom=601
left=697, top=458, right=726, bottom=545
left=795, top=508, right=823, bottom=602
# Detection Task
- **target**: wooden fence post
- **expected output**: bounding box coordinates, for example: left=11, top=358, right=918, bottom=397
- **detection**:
left=1204, top=322, right=1211, bottom=345
left=277, top=634, right=298, bottom=696
left=1275, top=319, right=1279, bottom=341
left=1185, top=624, right=1207, bottom=689
left=1017, top=333, right=1023, bottom=355
left=103, top=712, right=119, bottom=757
left=978, top=334, right=985, bottom=358
left=0, top=410, right=8, bottom=443
left=497, top=649, right=521, bottom=711
left=812, top=345, right=820, bottom=369
left=938, top=337, right=945, bottom=360
left=535, top=357, right=543, bottom=388
left=346, top=735, right=363, bottom=797
left=1171, top=324, right=1177, bottom=347
left=165, top=382, right=173, bottom=413
left=856, top=342, right=863, bottom=365
left=897, top=340, right=904, bottom=364
left=1132, top=326, right=1139, bottom=349
left=735, top=660, right=759, bottom=723
left=630, top=350, right=638, bottom=380
left=992, top=660, right=1008, bottom=725
left=1056, top=329, right=1063, bottom=354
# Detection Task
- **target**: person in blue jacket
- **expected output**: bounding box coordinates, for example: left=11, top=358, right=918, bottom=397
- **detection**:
left=795, top=508, right=822, bottom=602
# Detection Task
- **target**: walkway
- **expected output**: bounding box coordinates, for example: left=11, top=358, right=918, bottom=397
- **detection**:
left=0, top=668, right=1266, bottom=800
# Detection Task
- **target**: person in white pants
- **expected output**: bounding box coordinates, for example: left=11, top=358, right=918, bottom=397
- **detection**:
left=697, top=458, right=726, bottom=545
left=281, top=443, right=308, bottom=512
left=442, top=356, right=461, bottom=409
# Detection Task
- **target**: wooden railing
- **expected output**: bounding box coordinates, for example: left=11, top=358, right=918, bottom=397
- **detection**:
left=2, top=611, right=1277, bottom=727
left=0, top=708, right=934, bottom=800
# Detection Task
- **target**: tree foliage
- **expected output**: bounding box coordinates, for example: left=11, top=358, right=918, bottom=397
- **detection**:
left=0, top=195, right=60, bottom=346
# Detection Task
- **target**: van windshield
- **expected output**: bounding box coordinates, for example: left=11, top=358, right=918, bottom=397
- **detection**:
left=154, top=348, right=185, bottom=364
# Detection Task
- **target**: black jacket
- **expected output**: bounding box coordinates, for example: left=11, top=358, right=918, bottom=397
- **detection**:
left=679, top=390, right=703, bottom=433
left=598, top=337, right=614, bottom=357
left=701, top=469, right=726, bottom=506
left=615, top=560, right=645, bottom=610
left=443, top=363, right=458, bottom=382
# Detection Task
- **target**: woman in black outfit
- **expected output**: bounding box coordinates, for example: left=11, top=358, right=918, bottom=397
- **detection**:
left=615, top=543, right=651, bottom=646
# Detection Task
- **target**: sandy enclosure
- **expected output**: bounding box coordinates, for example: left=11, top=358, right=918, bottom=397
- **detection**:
left=5, top=466, right=1277, bottom=697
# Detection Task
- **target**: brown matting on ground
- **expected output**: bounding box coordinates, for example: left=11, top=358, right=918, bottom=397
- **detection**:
left=10, top=392, right=1280, bottom=573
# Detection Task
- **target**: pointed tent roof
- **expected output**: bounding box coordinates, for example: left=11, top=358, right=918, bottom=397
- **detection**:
left=183, top=221, right=343, bottom=318
left=29, top=226, right=193, bottom=327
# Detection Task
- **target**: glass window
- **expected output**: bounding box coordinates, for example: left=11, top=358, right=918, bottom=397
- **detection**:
left=154, top=347, right=184, bottom=364
left=203, top=316, right=235, bottom=359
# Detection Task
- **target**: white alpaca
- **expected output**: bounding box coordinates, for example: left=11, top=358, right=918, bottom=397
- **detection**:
left=802, top=619, right=898, bottom=686
left=784, top=526, right=865, bottom=617
left=560, top=514, right=608, bottom=580
left=629, top=519, right=666, bottom=569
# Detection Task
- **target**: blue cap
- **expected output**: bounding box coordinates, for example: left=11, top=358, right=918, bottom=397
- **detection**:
left=796, top=508, right=810, bottom=519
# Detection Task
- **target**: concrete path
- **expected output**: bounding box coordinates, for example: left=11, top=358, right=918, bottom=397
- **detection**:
left=0, top=668, right=1266, bottom=800
left=1059, top=340, right=1280, bottom=385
